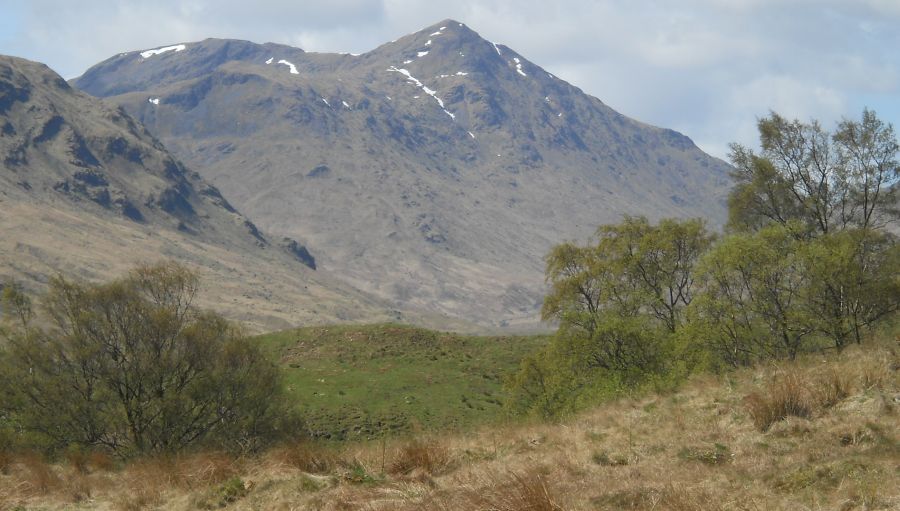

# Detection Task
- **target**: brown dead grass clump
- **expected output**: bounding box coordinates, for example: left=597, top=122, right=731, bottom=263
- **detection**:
left=0, top=449, right=12, bottom=475
left=115, top=451, right=239, bottom=510
left=270, top=441, right=339, bottom=473
left=389, top=438, right=454, bottom=477
left=88, top=450, right=116, bottom=472
left=20, top=452, right=61, bottom=494
left=811, top=367, right=852, bottom=409
left=176, top=451, right=240, bottom=489
left=461, top=469, right=564, bottom=511
left=745, top=371, right=812, bottom=431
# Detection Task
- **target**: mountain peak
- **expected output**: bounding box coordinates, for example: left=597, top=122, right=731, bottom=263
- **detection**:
left=65, top=24, right=731, bottom=327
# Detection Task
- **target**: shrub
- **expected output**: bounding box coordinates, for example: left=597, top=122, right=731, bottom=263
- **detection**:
left=0, top=262, right=289, bottom=457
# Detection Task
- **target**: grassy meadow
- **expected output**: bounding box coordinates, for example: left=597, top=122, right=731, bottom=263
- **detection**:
left=255, top=323, right=549, bottom=440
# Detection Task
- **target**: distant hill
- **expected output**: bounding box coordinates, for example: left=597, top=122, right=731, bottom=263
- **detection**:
left=0, top=55, right=409, bottom=332
left=72, top=19, right=732, bottom=329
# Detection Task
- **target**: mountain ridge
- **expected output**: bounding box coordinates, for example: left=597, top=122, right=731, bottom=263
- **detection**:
left=71, top=20, right=732, bottom=328
left=0, top=54, right=439, bottom=332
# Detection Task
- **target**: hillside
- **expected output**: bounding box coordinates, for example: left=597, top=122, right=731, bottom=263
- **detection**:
left=1, top=331, right=896, bottom=510
left=0, top=55, right=408, bottom=332
left=256, top=324, right=548, bottom=440
left=72, top=20, right=733, bottom=329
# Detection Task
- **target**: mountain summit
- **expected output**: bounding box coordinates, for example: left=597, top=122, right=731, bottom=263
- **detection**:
left=72, top=20, right=731, bottom=328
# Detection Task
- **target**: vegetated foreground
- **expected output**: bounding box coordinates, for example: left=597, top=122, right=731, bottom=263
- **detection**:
left=1, top=330, right=896, bottom=510
left=256, top=324, right=548, bottom=440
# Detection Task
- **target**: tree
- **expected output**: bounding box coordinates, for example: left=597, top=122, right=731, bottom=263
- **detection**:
left=797, top=228, right=900, bottom=349
left=728, top=109, right=898, bottom=236
left=722, top=109, right=899, bottom=354
left=508, top=217, right=713, bottom=417
left=542, top=216, right=713, bottom=341
left=688, top=224, right=815, bottom=366
left=0, top=262, right=291, bottom=456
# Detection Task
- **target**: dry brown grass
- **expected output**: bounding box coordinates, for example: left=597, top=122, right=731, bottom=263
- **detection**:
left=388, top=438, right=453, bottom=477
left=5, top=339, right=898, bottom=511
left=462, top=469, right=565, bottom=511
left=20, top=452, right=61, bottom=494
left=87, top=451, right=116, bottom=472
left=744, top=371, right=812, bottom=431
left=269, top=441, right=340, bottom=473
left=0, top=449, right=12, bottom=475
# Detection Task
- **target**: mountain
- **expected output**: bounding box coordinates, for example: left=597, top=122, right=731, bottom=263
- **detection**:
left=72, top=20, right=732, bottom=328
left=0, top=55, right=413, bottom=332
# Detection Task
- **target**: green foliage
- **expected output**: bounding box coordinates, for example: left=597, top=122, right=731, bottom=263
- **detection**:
left=688, top=224, right=815, bottom=364
left=0, top=262, right=292, bottom=457
left=690, top=109, right=899, bottom=366
left=195, top=477, right=249, bottom=509
left=508, top=217, right=712, bottom=417
left=510, top=109, right=899, bottom=417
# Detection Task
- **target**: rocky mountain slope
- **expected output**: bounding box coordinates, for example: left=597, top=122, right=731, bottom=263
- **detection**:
left=0, top=55, right=409, bottom=332
left=73, top=20, right=732, bottom=328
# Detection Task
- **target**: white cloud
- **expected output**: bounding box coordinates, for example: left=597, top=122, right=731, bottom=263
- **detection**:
left=0, top=0, right=896, bottom=160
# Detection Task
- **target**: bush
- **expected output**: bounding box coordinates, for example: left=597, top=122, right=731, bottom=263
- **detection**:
left=0, top=262, right=292, bottom=457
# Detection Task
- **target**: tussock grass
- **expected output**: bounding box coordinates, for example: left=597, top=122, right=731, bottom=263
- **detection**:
left=388, top=438, right=454, bottom=477
left=744, top=372, right=812, bottom=431
left=269, top=441, right=339, bottom=473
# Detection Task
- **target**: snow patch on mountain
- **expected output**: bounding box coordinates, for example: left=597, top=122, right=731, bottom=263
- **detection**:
left=387, top=66, right=455, bottom=120
left=277, top=60, right=299, bottom=74
left=513, top=58, right=527, bottom=77
left=140, top=44, right=186, bottom=59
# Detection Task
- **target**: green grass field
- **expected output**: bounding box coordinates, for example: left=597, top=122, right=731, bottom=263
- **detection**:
left=255, top=323, right=548, bottom=441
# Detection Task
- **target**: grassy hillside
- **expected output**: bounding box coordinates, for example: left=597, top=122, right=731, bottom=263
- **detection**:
left=2, top=330, right=896, bottom=510
left=255, top=324, right=549, bottom=440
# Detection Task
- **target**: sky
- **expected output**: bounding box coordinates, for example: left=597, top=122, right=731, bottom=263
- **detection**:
left=0, top=0, right=897, bottom=160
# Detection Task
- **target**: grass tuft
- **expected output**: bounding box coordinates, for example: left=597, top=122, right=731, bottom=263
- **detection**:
left=389, top=438, right=454, bottom=476
left=466, top=469, right=564, bottom=511
left=677, top=443, right=731, bottom=465
left=271, top=441, right=338, bottom=473
left=745, top=371, right=811, bottom=431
